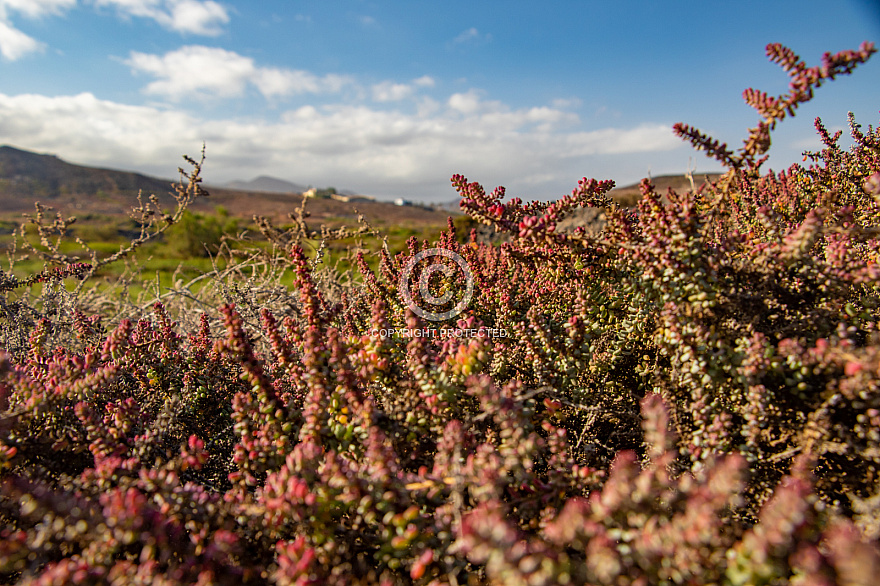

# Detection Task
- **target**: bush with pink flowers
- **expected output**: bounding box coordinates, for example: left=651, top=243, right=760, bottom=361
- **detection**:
left=1, top=41, right=879, bottom=585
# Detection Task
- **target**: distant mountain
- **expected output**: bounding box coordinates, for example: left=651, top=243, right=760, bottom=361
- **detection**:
left=608, top=173, right=724, bottom=207
left=552, top=172, right=726, bottom=236
left=220, top=176, right=307, bottom=194
left=0, top=145, right=173, bottom=202
left=0, top=145, right=454, bottom=227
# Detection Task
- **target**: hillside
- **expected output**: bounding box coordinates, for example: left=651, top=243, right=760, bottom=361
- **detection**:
left=0, top=145, right=174, bottom=213
left=0, top=146, right=452, bottom=227
left=550, top=172, right=725, bottom=235
left=204, top=187, right=454, bottom=226
left=608, top=172, right=724, bottom=207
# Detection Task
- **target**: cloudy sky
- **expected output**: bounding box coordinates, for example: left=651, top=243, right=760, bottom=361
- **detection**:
left=0, top=1, right=878, bottom=202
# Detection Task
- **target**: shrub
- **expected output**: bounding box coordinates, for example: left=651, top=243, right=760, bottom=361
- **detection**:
left=162, top=210, right=239, bottom=258
left=0, top=41, right=879, bottom=584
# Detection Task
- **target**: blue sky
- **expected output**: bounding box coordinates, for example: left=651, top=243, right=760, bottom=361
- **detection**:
left=0, top=1, right=878, bottom=202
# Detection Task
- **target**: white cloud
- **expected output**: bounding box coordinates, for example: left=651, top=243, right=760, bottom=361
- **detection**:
left=125, top=46, right=251, bottom=98
left=447, top=90, right=509, bottom=116
left=416, top=96, right=440, bottom=117
left=0, top=19, right=43, bottom=60
left=0, top=88, right=684, bottom=201
left=448, top=90, right=482, bottom=114
left=451, top=27, right=491, bottom=45
left=0, top=92, right=198, bottom=172
left=557, top=125, right=682, bottom=156
left=551, top=97, right=582, bottom=109
left=124, top=45, right=353, bottom=100
left=372, top=81, right=413, bottom=102
left=165, top=0, right=227, bottom=35
left=0, top=0, right=229, bottom=62
left=0, top=0, right=75, bottom=19
left=0, top=0, right=75, bottom=60
left=93, top=0, right=229, bottom=36
left=372, top=77, right=434, bottom=102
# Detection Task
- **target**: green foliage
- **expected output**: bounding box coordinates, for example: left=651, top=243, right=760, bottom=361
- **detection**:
left=163, top=210, right=239, bottom=258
